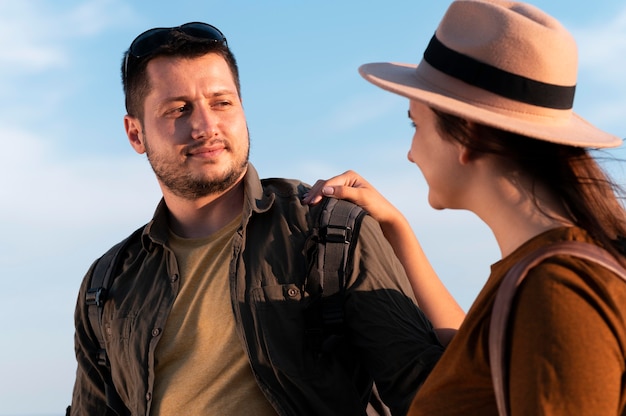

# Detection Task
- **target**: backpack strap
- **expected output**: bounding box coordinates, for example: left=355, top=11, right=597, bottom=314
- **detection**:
left=305, top=197, right=366, bottom=354
left=86, top=234, right=135, bottom=366
left=304, top=198, right=391, bottom=415
left=84, top=226, right=144, bottom=416
left=318, top=198, right=366, bottom=331
left=489, top=241, right=626, bottom=416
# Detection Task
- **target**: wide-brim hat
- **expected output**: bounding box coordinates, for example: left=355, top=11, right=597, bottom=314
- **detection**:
left=359, top=0, right=622, bottom=148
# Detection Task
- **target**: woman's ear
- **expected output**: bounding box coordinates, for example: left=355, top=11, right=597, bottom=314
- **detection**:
left=458, top=144, right=473, bottom=165
left=457, top=122, right=479, bottom=165
left=124, top=115, right=146, bottom=154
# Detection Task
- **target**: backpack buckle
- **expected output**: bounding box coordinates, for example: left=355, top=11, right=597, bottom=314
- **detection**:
left=86, top=287, right=106, bottom=307
left=323, top=225, right=352, bottom=244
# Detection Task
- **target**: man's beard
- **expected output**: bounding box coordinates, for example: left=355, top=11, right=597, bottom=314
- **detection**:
left=144, top=136, right=249, bottom=200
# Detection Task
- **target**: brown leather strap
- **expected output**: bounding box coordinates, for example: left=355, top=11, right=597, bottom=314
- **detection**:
left=489, top=241, right=626, bottom=416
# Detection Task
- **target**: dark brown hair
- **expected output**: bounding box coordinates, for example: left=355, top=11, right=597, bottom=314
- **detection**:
left=432, top=108, right=626, bottom=261
left=121, top=30, right=240, bottom=120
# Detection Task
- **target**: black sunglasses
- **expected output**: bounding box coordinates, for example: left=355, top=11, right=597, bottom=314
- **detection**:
left=123, top=22, right=228, bottom=78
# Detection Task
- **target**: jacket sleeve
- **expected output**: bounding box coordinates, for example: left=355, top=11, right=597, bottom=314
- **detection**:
left=344, top=215, right=444, bottom=415
left=69, top=261, right=118, bottom=416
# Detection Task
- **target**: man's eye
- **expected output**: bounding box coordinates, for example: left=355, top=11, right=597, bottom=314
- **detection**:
left=165, top=105, right=188, bottom=115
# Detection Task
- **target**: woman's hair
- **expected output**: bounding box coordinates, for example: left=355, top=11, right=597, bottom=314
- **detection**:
left=432, top=108, right=626, bottom=261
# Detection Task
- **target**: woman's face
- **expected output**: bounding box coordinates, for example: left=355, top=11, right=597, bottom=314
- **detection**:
left=407, top=100, right=468, bottom=210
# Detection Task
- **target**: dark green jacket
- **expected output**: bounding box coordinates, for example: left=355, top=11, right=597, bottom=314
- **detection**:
left=70, top=164, right=443, bottom=416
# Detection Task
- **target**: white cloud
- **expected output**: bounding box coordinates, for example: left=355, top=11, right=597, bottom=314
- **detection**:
left=0, top=2, right=67, bottom=71
left=66, top=0, right=135, bottom=36
left=0, top=128, right=159, bottom=229
left=0, top=0, right=148, bottom=228
left=0, top=0, right=134, bottom=73
left=573, top=6, right=626, bottom=80
left=564, top=6, right=626, bottom=138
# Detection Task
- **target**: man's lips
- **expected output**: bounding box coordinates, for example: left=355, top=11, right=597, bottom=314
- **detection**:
left=187, top=142, right=227, bottom=157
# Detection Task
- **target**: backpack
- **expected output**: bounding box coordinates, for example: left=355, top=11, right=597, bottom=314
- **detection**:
left=80, top=197, right=389, bottom=415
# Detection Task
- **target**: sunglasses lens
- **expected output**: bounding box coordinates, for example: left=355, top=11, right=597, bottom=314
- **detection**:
left=178, top=22, right=226, bottom=45
left=129, top=28, right=170, bottom=57
left=128, top=22, right=227, bottom=58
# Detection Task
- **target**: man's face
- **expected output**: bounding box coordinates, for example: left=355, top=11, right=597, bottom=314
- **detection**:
left=124, top=53, right=249, bottom=200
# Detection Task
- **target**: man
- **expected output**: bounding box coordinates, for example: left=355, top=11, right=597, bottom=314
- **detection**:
left=69, top=22, right=443, bottom=416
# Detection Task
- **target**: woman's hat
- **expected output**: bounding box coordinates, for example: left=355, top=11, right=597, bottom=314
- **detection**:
left=359, top=0, right=622, bottom=148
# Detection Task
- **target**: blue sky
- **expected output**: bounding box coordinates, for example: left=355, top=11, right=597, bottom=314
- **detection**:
left=1, top=0, right=626, bottom=414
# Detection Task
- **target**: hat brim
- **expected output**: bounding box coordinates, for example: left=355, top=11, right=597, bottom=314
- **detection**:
left=359, top=62, right=622, bottom=149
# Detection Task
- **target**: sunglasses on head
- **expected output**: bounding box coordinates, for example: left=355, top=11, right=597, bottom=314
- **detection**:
left=123, top=22, right=228, bottom=78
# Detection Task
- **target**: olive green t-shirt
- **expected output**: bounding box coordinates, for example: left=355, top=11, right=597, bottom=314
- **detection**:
left=151, top=215, right=276, bottom=415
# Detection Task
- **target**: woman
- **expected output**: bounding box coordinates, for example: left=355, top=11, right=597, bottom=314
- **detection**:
left=304, top=0, right=626, bottom=414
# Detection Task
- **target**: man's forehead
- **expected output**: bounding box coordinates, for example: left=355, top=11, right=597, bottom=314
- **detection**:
left=145, top=54, right=237, bottom=91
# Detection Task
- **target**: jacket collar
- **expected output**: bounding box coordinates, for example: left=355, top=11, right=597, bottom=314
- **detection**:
left=141, top=163, right=272, bottom=250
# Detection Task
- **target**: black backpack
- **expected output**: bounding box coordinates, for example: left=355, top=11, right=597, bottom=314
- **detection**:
left=77, top=197, right=389, bottom=415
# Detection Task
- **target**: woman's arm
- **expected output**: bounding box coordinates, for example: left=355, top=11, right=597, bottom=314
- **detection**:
left=303, top=171, right=465, bottom=345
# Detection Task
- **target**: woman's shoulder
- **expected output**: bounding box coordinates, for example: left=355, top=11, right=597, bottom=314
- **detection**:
left=517, top=226, right=625, bottom=288
left=518, top=241, right=626, bottom=324
left=499, top=226, right=626, bottom=317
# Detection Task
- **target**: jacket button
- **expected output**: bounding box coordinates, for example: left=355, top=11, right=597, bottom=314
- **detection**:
left=287, top=288, right=299, bottom=297
left=152, top=328, right=161, bottom=337
left=146, top=392, right=152, bottom=401
left=170, top=273, right=179, bottom=282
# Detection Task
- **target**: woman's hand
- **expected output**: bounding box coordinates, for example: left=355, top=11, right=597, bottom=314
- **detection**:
left=302, top=170, right=400, bottom=226
left=303, top=170, right=465, bottom=345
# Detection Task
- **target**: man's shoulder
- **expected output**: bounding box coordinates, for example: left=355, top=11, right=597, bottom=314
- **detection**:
left=92, top=225, right=146, bottom=273
left=260, top=176, right=310, bottom=198
left=259, top=178, right=369, bottom=222
left=110, top=224, right=145, bottom=252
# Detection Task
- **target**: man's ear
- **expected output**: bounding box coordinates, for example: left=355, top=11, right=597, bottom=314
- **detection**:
left=124, top=115, right=146, bottom=154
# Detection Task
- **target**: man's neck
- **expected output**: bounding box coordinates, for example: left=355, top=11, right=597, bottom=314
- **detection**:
left=163, top=180, right=245, bottom=239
